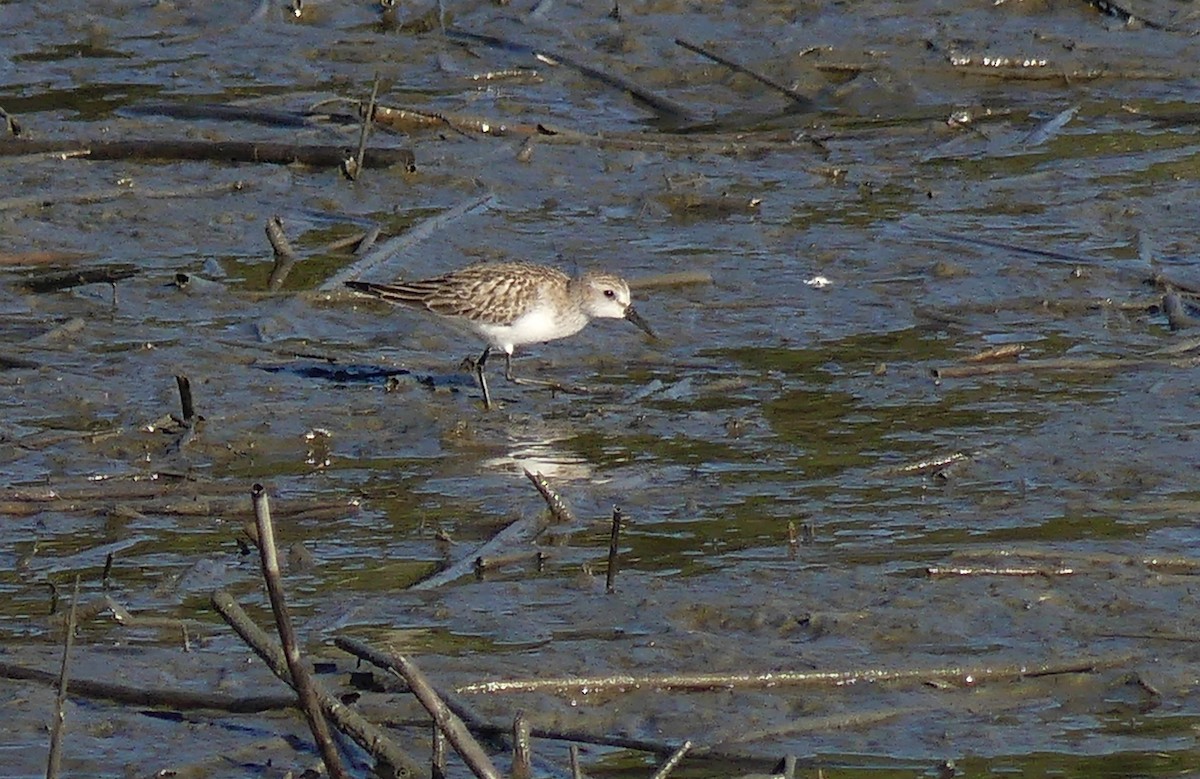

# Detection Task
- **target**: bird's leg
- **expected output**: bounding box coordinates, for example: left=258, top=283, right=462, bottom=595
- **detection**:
left=502, top=352, right=590, bottom=396
left=461, top=346, right=493, bottom=410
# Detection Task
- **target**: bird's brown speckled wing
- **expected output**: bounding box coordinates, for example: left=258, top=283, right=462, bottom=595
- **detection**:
left=351, top=262, right=570, bottom=326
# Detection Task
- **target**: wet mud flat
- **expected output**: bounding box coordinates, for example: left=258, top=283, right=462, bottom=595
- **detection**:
left=3, top=0, right=1200, bottom=776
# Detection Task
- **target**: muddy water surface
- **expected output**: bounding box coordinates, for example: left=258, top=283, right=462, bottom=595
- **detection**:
left=3, top=0, right=1200, bottom=777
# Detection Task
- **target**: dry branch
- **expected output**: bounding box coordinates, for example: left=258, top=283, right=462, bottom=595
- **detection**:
left=455, top=654, right=1132, bottom=695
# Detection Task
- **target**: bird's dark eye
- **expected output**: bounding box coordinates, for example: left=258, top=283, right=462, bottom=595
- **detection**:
left=604, top=289, right=616, bottom=298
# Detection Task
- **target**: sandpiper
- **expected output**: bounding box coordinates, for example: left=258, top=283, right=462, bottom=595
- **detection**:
left=346, top=261, right=654, bottom=409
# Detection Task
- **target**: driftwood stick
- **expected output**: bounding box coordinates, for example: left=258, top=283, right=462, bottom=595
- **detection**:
left=211, top=591, right=422, bottom=777
left=250, top=484, right=348, bottom=779
left=0, top=138, right=415, bottom=170
left=927, top=566, right=1074, bottom=578
left=455, top=654, right=1133, bottom=695
left=46, top=575, right=80, bottom=779
left=649, top=740, right=691, bottom=779
left=266, top=216, right=300, bottom=292
left=605, top=507, right=622, bottom=594
left=932, top=354, right=1200, bottom=379
left=523, top=469, right=574, bottom=524
left=675, top=38, right=812, bottom=109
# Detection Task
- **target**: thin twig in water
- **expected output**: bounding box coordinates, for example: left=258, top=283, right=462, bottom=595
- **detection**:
left=675, top=38, right=813, bottom=110
left=605, top=507, right=622, bottom=594
left=650, top=740, right=691, bottom=779
left=250, top=484, right=348, bottom=779
left=444, top=27, right=698, bottom=124
left=46, top=574, right=80, bottom=779
left=349, top=74, right=382, bottom=181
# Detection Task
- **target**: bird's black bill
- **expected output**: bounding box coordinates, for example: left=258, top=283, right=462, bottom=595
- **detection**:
left=624, top=306, right=655, bottom=338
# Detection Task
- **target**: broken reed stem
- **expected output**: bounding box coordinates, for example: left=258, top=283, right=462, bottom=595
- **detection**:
left=432, top=727, right=447, bottom=779
left=334, top=637, right=502, bottom=779
left=211, top=591, right=422, bottom=778
left=523, top=469, right=574, bottom=524
left=569, top=745, right=581, bottom=779
left=390, top=654, right=503, bottom=779
left=265, top=216, right=300, bottom=292
left=175, top=375, right=195, bottom=423
left=45, top=574, right=80, bottom=779
left=511, top=712, right=532, bottom=779
left=455, top=654, right=1132, bottom=695
left=350, top=74, right=382, bottom=181
left=250, top=484, right=348, bottom=779
left=605, top=507, right=622, bottom=594
left=675, top=38, right=812, bottom=109
left=650, top=739, right=692, bottom=779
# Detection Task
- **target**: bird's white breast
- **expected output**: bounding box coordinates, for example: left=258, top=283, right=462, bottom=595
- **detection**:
left=477, top=306, right=586, bottom=353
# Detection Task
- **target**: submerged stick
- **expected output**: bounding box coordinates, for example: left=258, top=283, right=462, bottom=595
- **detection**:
left=251, top=484, right=348, bottom=779
left=21, top=264, right=138, bottom=293
left=675, top=38, right=812, bottom=110
left=1, top=658, right=294, bottom=712
left=46, top=575, right=80, bottom=779
left=444, top=27, right=697, bottom=124
left=0, top=138, right=415, bottom=170
left=605, top=507, right=622, bottom=594
left=932, top=354, right=1200, bottom=379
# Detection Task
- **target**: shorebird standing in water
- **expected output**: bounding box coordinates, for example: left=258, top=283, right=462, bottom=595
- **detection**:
left=346, top=261, right=654, bottom=409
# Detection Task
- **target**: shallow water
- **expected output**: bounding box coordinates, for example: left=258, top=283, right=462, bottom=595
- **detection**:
left=3, top=0, right=1200, bottom=776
